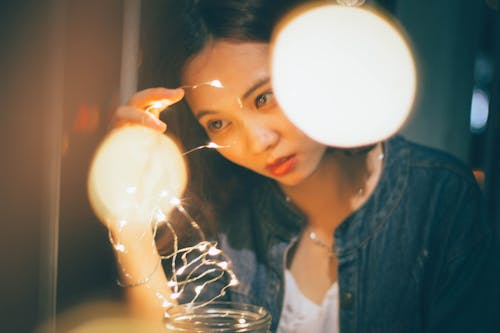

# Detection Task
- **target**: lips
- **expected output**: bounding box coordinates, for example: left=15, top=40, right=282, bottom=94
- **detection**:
left=266, top=154, right=297, bottom=177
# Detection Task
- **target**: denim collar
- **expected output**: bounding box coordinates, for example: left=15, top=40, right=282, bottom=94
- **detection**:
left=254, top=136, right=410, bottom=256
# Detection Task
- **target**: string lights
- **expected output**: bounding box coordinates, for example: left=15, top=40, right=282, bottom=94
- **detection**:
left=155, top=196, right=239, bottom=311
left=87, top=122, right=238, bottom=316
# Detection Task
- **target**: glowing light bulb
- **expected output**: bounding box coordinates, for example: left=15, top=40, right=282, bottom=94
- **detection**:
left=271, top=3, right=416, bottom=147
left=194, top=285, right=204, bottom=295
left=207, top=79, right=223, bottom=88
left=145, top=99, right=171, bottom=118
left=170, top=292, right=181, bottom=300
left=176, top=266, right=186, bottom=276
left=155, top=210, right=166, bottom=222
left=217, top=261, right=228, bottom=270
left=206, top=141, right=226, bottom=149
left=208, top=247, right=222, bottom=256
left=169, top=197, right=181, bottom=207
left=87, top=125, right=187, bottom=228
left=114, top=243, right=126, bottom=253
left=88, top=126, right=240, bottom=310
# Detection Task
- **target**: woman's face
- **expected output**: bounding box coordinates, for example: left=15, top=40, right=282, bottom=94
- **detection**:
left=182, top=41, right=327, bottom=186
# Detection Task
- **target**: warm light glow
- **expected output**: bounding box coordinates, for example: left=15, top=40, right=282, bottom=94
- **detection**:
left=170, top=292, right=181, bottom=300
left=207, top=79, right=223, bottom=88
left=88, top=125, right=238, bottom=310
left=87, top=125, right=187, bottom=227
left=114, top=243, right=126, bottom=253
left=176, top=266, right=186, bottom=276
left=194, top=285, right=204, bottom=295
left=208, top=247, right=222, bottom=256
left=145, top=99, right=170, bottom=118
left=181, top=79, right=224, bottom=90
left=271, top=4, right=417, bottom=147
left=217, top=261, right=229, bottom=270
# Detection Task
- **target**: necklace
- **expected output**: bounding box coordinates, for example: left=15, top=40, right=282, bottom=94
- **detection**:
left=308, top=231, right=335, bottom=257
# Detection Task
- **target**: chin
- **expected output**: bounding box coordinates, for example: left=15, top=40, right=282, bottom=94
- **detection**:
left=277, top=162, right=322, bottom=187
left=272, top=172, right=307, bottom=187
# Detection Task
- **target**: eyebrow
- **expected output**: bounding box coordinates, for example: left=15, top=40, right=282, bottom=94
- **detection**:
left=240, top=76, right=271, bottom=101
left=195, top=109, right=217, bottom=120
left=194, top=76, right=271, bottom=120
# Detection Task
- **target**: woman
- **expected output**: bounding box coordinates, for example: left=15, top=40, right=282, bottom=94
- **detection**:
left=107, top=0, right=497, bottom=332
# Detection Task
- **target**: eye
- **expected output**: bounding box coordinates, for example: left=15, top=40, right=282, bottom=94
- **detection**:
left=206, top=119, right=229, bottom=132
left=254, top=91, right=275, bottom=109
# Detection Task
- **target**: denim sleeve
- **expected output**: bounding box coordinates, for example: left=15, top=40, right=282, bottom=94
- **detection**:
left=426, top=184, right=500, bottom=333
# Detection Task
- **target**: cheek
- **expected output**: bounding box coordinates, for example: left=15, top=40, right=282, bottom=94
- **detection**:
left=284, top=119, right=320, bottom=146
left=217, top=148, right=244, bottom=166
left=216, top=148, right=259, bottom=172
left=275, top=109, right=309, bottom=138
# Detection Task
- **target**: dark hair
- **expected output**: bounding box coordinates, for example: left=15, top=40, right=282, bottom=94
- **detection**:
left=151, top=0, right=306, bottom=249
left=158, top=0, right=305, bottom=84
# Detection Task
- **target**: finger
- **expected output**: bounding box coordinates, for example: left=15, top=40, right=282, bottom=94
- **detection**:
left=127, top=87, right=185, bottom=110
left=111, top=105, right=167, bottom=132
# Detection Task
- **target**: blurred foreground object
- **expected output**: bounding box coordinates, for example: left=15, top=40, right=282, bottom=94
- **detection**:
left=35, top=301, right=165, bottom=333
left=272, top=2, right=417, bottom=147
left=87, top=125, right=187, bottom=229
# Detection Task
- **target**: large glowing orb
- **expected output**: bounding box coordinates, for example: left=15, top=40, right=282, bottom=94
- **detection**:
left=271, top=3, right=417, bottom=147
left=88, top=126, right=187, bottom=227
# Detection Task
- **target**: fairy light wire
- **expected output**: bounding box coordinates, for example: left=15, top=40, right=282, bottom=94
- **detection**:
left=108, top=78, right=239, bottom=312
left=109, top=139, right=239, bottom=312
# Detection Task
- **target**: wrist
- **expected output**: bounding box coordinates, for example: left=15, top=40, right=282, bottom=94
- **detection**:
left=108, top=223, right=156, bottom=252
left=111, top=228, right=162, bottom=287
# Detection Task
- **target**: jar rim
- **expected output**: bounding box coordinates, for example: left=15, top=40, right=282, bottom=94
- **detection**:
left=164, top=301, right=271, bottom=332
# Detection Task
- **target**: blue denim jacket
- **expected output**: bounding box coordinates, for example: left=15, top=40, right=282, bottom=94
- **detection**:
left=197, top=136, right=498, bottom=332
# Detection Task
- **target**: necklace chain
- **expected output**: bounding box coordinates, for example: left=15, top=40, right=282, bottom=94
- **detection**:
left=308, top=231, right=335, bottom=257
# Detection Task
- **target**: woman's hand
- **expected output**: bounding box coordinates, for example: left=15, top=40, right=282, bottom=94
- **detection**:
left=110, top=87, right=185, bottom=132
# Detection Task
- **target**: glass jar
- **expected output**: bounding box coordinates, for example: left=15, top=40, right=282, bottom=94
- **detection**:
left=164, top=301, right=271, bottom=333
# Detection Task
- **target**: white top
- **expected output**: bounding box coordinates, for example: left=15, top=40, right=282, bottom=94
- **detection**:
left=277, top=270, right=339, bottom=333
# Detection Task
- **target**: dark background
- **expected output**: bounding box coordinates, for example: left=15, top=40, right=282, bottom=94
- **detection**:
left=1, top=0, right=498, bottom=331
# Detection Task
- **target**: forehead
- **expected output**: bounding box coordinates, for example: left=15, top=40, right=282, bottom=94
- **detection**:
left=182, top=41, right=271, bottom=86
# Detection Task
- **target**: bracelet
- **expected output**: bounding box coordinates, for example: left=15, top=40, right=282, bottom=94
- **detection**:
left=116, top=259, right=161, bottom=288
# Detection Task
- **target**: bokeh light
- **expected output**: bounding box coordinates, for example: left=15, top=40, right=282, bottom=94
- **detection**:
left=271, top=3, right=417, bottom=147
left=87, top=125, right=187, bottom=228
left=470, top=88, right=490, bottom=133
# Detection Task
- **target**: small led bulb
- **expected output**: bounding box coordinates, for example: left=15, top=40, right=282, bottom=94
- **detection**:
left=208, top=247, right=222, bottom=256
left=145, top=99, right=170, bottom=118
left=217, top=261, right=229, bottom=270
left=176, top=266, right=186, bottom=276
left=170, top=292, right=181, bottom=300
left=194, top=285, right=204, bottom=295
left=207, top=80, right=223, bottom=88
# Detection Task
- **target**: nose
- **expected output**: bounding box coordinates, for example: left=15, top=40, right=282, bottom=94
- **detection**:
left=244, top=118, right=279, bottom=154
